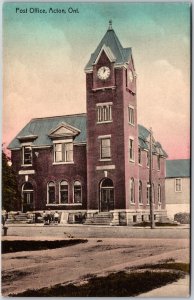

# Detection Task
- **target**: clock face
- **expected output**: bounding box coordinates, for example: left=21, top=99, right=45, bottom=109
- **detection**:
left=97, top=66, right=111, bottom=80
left=128, top=70, right=134, bottom=83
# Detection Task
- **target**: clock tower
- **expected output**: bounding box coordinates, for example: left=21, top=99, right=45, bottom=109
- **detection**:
left=85, top=21, right=138, bottom=223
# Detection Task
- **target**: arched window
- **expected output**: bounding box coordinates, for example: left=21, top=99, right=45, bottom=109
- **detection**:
left=60, top=181, right=68, bottom=203
left=22, top=182, right=34, bottom=212
left=139, top=181, right=142, bottom=204
left=23, top=182, right=33, bottom=191
left=74, top=181, right=82, bottom=203
left=158, top=184, right=161, bottom=203
left=47, top=181, right=55, bottom=204
left=130, top=178, right=135, bottom=203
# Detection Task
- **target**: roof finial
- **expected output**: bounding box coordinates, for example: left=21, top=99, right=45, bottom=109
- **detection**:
left=108, top=19, right=112, bottom=30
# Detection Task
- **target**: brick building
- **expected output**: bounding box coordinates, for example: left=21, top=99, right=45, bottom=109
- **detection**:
left=8, top=22, right=167, bottom=225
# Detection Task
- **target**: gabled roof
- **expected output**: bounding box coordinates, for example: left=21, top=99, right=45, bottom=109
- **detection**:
left=138, top=124, right=167, bottom=157
left=8, top=114, right=86, bottom=149
left=85, top=27, right=132, bottom=71
left=8, top=114, right=167, bottom=158
left=166, top=159, right=190, bottom=178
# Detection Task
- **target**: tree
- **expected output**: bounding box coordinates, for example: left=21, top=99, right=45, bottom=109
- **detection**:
left=2, top=148, right=20, bottom=211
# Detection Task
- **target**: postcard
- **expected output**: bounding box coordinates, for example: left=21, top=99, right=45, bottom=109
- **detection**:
left=2, top=2, right=191, bottom=297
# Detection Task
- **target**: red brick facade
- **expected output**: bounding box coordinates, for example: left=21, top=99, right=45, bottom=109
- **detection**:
left=9, top=25, right=167, bottom=225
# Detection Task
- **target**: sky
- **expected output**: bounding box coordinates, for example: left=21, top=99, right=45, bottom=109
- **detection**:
left=3, top=2, right=191, bottom=159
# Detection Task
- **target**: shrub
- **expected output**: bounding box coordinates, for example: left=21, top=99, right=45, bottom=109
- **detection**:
left=174, top=212, right=190, bottom=224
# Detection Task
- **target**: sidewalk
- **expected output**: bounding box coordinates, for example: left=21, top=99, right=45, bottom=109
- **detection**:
left=4, top=223, right=190, bottom=229
left=137, top=275, right=190, bottom=298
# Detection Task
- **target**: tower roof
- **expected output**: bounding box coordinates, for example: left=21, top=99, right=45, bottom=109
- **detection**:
left=85, top=21, right=132, bottom=71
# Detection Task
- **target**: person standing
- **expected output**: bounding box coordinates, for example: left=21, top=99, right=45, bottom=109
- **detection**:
left=42, top=211, right=47, bottom=225
left=54, top=211, right=59, bottom=224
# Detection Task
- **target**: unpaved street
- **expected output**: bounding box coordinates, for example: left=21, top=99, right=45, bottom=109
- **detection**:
left=2, top=236, right=189, bottom=296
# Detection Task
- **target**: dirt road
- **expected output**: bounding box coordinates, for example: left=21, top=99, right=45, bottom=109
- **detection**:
left=2, top=237, right=189, bottom=296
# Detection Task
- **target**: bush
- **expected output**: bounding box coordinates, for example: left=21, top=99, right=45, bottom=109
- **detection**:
left=174, top=212, right=190, bottom=224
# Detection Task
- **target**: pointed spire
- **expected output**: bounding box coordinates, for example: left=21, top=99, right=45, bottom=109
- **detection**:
left=108, top=19, right=113, bottom=30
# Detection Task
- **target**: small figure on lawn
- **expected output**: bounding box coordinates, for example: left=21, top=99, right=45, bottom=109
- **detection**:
left=42, top=210, right=47, bottom=225
left=47, top=208, right=51, bottom=225
left=54, top=211, right=59, bottom=224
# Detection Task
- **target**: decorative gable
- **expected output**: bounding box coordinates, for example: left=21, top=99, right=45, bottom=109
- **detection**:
left=48, top=122, right=80, bottom=139
left=94, top=45, right=116, bottom=65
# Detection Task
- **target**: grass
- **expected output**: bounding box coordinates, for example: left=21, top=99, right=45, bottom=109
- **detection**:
left=2, top=239, right=87, bottom=254
left=10, top=270, right=184, bottom=297
left=132, top=262, right=190, bottom=274
left=133, top=221, right=178, bottom=227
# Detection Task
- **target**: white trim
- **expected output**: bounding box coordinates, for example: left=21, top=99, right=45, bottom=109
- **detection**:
left=129, top=159, right=135, bottom=163
left=48, top=122, right=81, bottom=136
left=98, top=134, right=111, bottom=139
left=96, top=102, right=113, bottom=106
left=21, top=164, right=33, bottom=167
left=19, top=170, right=35, bottom=175
left=21, top=142, right=32, bottom=146
left=99, top=159, right=111, bottom=162
left=53, top=139, right=73, bottom=144
left=53, top=162, right=74, bottom=165
left=93, top=44, right=116, bottom=65
left=85, top=63, right=131, bottom=73
left=33, top=145, right=51, bottom=149
left=97, top=120, right=113, bottom=124
left=92, top=86, right=116, bottom=91
left=96, top=165, right=115, bottom=170
left=46, top=203, right=82, bottom=206
left=8, top=148, right=21, bottom=150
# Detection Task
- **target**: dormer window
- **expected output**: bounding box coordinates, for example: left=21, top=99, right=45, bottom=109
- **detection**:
left=54, top=142, right=73, bottom=163
left=23, top=146, right=32, bottom=165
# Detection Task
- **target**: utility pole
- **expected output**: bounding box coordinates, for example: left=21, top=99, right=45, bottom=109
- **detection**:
left=149, top=127, right=155, bottom=229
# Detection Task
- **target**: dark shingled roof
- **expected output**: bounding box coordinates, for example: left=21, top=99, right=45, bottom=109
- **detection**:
left=138, top=124, right=167, bottom=157
left=8, top=115, right=167, bottom=158
left=85, top=28, right=132, bottom=70
left=8, top=114, right=87, bottom=149
left=166, top=159, right=190, bottom=178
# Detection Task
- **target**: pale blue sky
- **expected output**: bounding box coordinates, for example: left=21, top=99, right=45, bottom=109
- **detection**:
left=3, top=2, right=191, bottom=158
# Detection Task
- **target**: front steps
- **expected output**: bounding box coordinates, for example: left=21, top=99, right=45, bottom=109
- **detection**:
left=84, top=212, right=113, bottom=225
left=6, top=212, right=33, bottom=224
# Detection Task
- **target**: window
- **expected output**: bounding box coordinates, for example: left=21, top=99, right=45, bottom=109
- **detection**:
left=147, top=183, right=150, bottom=204
left=48, top=182, right=55, bottom=204
left=175, top=178, right=182, bottom=192
left=60, top=181, right=68, bottom=203
left=23, top=146, right=32, bottom=165
left=22, top=182, right=34, bottom=208
left=74, top=181, right=82, bottom=203
left=139, top=181, right=142, bottom=204
left=129, top=138, right=134, bottom=161
left=138, top=147, right=141, bottom=164
left=157, top=155, right=160, bottom=170
left=146, top=151, right=150, bottom=167
left=101, top=138, right=111, bottom=159
left=128, top=106, right=135, bottom=125
left=158, top=184, right=161, bottom=203
left=54, top=142, right=73, bottom=163
left=130, top=178, right=135, bottom=203
left=97, top=104, right=112, bottom=123
left=152, top=184, right=155, bottom=203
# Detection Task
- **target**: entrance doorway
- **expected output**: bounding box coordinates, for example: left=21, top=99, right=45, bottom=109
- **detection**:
left=22, top=182, right=34, bottom=212
left=100, top=178, right=114, bottom=211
